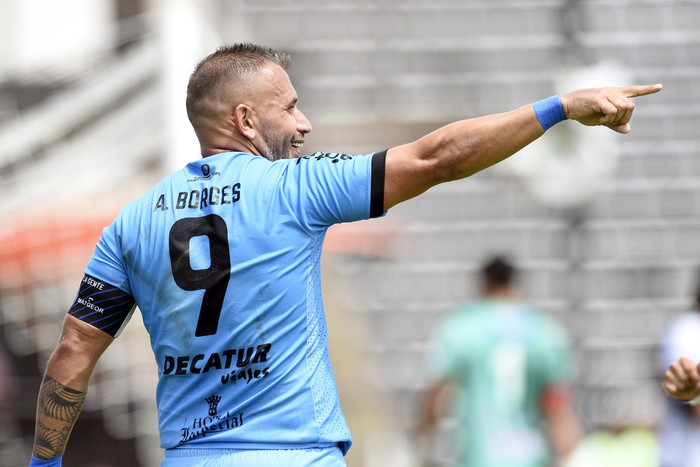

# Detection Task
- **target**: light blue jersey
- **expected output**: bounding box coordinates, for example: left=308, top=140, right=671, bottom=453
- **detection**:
left=69, top=150, right=386, bottom=455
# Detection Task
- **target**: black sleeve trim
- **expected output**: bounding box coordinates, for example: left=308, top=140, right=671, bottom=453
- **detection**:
left=370, top=150, right=387, bottom=218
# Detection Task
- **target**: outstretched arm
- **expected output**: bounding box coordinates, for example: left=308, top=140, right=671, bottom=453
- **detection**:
left=383, top=84, right=662, bottom=210
left=31, top=315, right=113, bottom=465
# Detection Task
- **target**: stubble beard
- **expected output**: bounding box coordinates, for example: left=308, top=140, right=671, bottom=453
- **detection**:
left=265, top=151, right=288, bottom=162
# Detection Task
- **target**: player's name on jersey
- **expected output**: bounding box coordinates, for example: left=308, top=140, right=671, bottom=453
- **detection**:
left=162, top=343, right=271, bottom=376
left=153, top=183, right=242, bottom=212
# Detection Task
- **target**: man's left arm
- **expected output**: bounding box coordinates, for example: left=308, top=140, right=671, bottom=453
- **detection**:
left=382, top=85, right=662, bottom=211
left=31, top=315, right=114, bottom=465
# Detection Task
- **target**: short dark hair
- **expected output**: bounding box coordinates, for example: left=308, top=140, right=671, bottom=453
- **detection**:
left=481, top=256, right=517, bottom=289
left=186, top=43, right=292, bottom=122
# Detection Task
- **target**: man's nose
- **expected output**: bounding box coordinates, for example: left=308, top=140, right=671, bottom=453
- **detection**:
left=296, top=109, right=312, bottom=134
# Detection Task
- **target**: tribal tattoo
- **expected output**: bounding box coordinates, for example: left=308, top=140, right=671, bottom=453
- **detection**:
left=34, top=420, right=72, bottom=460
left=33, top=376, right=87, bottom=459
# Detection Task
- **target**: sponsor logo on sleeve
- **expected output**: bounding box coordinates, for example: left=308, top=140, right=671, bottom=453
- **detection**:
left=296, top=152, right=354, bottom=164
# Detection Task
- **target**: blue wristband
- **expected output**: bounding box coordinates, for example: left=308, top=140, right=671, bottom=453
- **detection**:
left=29, top=455, right=62, bottom=467
left=533, top=95, right=566, bottom=131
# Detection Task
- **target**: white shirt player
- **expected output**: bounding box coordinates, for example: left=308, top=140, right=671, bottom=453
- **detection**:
left=658, top=311, right=700, bottom=467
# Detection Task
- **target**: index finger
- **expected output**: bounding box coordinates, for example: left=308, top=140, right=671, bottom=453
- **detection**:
left=621, top=83, right=663, bottom=98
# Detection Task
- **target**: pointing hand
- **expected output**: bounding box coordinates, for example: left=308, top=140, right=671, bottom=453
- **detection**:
left=561, top=84, right=662, bottom=134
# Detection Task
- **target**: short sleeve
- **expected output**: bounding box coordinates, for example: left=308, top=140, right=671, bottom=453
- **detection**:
left=658, top=314, right=700, bottom=371
left=71, top=213, right=137, bottom=337
left=429, top=314, right=466, bottom=382
left=85, top=216, right=132, bottom=295
left=534, top=317, right=573, bottom=386
left=282, top=151, right=386, bottom=230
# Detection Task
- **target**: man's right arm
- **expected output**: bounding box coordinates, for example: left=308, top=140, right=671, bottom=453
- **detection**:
left=30, top=315, right=113, bottom=465
left=382, top=84, right=662, bottom=211
left=417, top=381, right=451, bottom=437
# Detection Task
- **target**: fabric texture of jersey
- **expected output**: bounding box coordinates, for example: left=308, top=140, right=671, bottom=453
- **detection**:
left=81, top=151, right=386, bottom=454
left=161, top=446, right=345, bottom=467
left=429, top=299, right=573, bottom=467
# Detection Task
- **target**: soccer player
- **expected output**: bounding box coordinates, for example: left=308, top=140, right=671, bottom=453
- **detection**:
left=419, top=256, right=580, bottom=467
left=29, top=43, right=661, bottom=466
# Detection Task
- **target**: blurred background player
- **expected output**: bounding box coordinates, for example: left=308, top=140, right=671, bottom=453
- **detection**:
left=658, top=271, right=700, bottom=467
left=419, top=255, right=581, bottom=467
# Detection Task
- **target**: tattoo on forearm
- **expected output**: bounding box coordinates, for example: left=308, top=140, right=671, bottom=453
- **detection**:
left=33, top=376, right=87, bottom=459
left=38, top=376, right=87, bottom=421
left=34, top=420, right=72, bottom=460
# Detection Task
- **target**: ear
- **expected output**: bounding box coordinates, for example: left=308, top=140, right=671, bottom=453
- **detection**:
left=233, top=104, right=256, bottom=140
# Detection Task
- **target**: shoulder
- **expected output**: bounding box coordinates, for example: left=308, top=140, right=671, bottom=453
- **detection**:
left=294, top=152, right=366, bottom=165
left=291, top=151, right=381, bottom=176
left=665, top=311, right=700, bottom=342
left=439, top=303, right=485, bottom=335
left=526, top=308, right=570, bottom=343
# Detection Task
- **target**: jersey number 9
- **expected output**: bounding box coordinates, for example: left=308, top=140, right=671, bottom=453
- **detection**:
left=169, top=214, right=231, bottom=337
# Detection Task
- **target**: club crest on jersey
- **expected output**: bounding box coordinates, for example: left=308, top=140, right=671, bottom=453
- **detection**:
left=205, top=394, right=221, bottom=416
left=185, top=165, right=221, bottom=182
